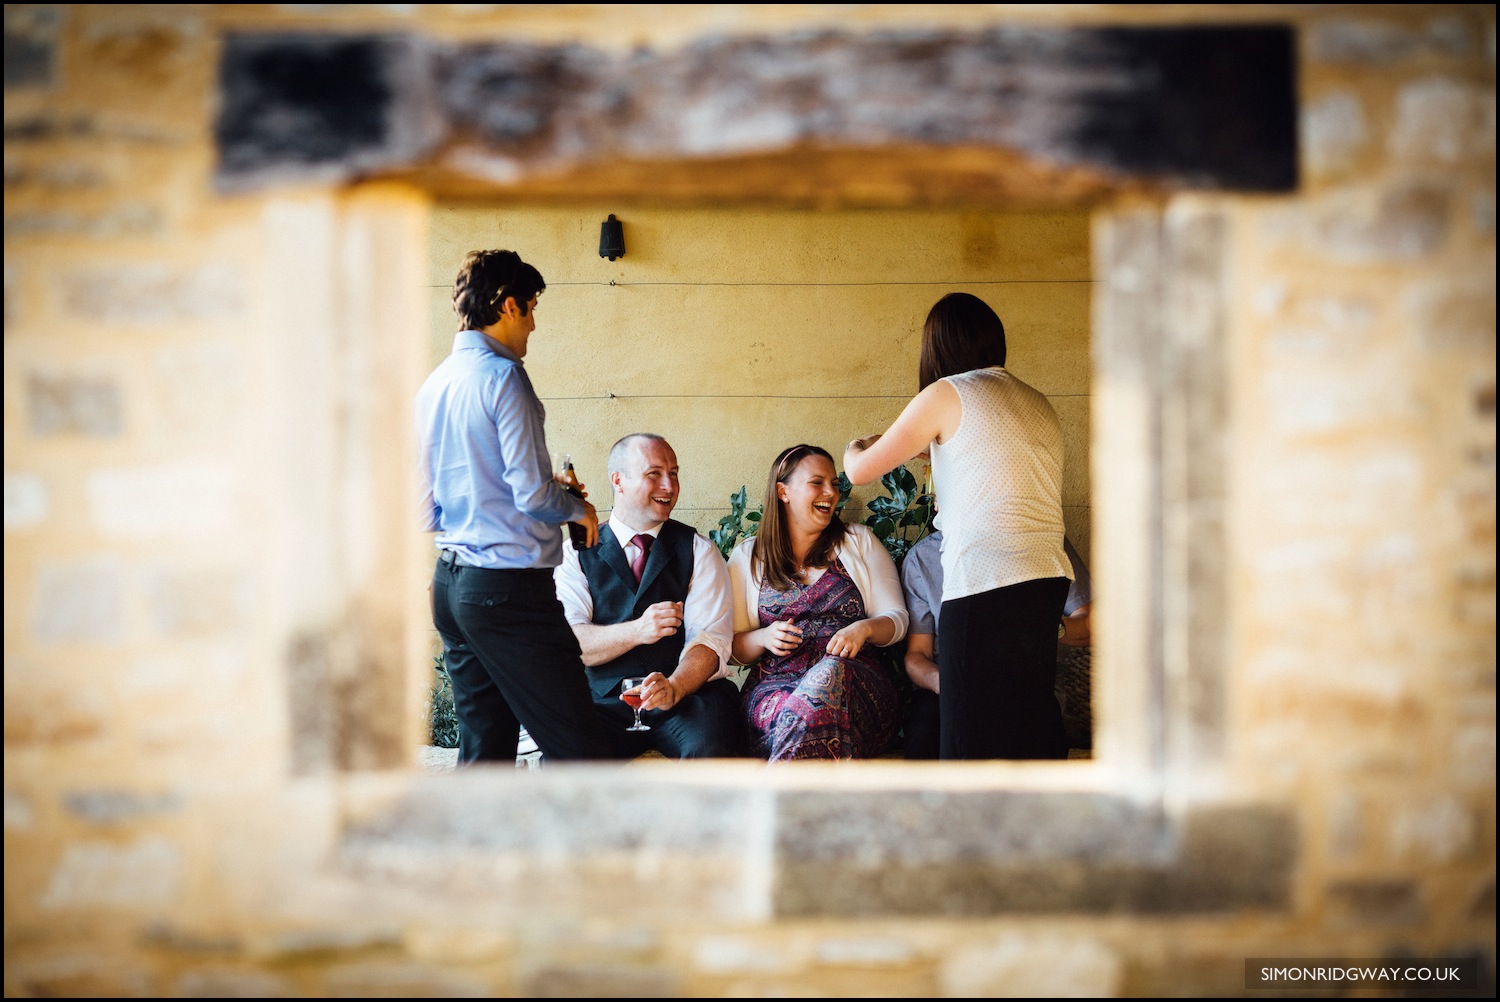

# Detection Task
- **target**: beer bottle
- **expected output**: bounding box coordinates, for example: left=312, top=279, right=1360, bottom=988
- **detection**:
left=561, top=455, right=589, bottom=549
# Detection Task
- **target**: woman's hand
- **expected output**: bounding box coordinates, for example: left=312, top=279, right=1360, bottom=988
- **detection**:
left=826, top=620, right=873, bottom=659
left=759, top=620, right=803, bottom=657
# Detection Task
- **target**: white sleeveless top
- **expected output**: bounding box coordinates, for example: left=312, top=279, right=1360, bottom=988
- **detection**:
left=930, top=367, right=1072, bottom=601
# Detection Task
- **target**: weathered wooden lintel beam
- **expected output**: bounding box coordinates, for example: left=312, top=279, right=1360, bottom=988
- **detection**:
left=215, top=26, right=1297, bottom=200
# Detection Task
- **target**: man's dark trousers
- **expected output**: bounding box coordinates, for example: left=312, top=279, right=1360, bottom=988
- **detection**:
left=431, top=553, right=610, bottom=764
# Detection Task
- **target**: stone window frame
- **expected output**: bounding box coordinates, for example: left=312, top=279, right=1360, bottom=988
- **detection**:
left=235, top=22, right=1296, bottom=916
left=259, top=189, right=1292, bottom=919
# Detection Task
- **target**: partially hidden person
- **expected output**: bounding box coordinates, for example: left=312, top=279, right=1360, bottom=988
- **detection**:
left=902, top=529, right=1094, bottom=758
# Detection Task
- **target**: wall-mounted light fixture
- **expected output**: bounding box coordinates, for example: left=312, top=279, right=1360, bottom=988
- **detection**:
left=599, top=214, right=625, bottom=261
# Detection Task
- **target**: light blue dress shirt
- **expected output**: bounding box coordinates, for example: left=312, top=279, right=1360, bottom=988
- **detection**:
left=415, top=330, right=585, bottom=569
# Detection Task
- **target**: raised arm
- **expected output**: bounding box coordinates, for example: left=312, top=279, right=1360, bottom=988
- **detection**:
left=843, top=380, right=960, bottom=486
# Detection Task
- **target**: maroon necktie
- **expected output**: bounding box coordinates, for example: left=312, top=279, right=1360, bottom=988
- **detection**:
left=630, top=533, right=654, bottom=584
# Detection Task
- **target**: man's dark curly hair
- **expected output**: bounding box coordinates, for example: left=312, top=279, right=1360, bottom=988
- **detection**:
left=452, top=249, right=546, bottom=331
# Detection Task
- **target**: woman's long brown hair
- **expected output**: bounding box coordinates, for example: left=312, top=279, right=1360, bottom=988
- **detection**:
left=917, top=292, right=1007, bottom=390
left=752, top=444, right=848, bottom=592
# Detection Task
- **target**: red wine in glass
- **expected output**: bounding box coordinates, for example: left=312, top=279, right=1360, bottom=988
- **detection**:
left=620, top=677, right=650, bottom=731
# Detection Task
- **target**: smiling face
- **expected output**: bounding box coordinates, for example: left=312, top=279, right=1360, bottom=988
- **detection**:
left=776, top=453, right=839, bottom=535
left=611, top=437, right=680, bottom=530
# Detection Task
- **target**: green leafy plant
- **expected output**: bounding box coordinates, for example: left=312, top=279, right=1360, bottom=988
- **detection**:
left=710, top=478, right=856, bottom=561
left=840, top=466, right=934, bottom=569
left=709, top=486, right=762, bottom=560
left=711, top=471, right=929, bottom=568
left=428, top=651, right=459, bottom=749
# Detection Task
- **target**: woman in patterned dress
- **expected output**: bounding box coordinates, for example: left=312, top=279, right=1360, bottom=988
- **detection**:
left=727, top=445, right=908, bottom=761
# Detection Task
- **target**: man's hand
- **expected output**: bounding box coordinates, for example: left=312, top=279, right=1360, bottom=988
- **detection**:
left=634, top=601, right=683, bottom=645
left=637, top=671, right=678, bottom=712
left=554, top=470, right=589, bottom=499
left=573, top=500, right=599, bottom=549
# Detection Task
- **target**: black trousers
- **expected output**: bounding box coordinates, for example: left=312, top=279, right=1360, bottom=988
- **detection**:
left=938, top=577, right=1070, bottom=760
left=431, top=557, right=610, bottom=764
left=592, top=676, right=746, bottom=760
left=903, top=687, right=941, bottom=760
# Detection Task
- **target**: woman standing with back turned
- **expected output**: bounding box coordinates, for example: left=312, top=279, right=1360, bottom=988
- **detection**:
left=844, top=293, right=1072, bottom=760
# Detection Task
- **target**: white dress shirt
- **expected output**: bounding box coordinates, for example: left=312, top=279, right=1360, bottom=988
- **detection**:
left=553, top=513, right=735, bottom=679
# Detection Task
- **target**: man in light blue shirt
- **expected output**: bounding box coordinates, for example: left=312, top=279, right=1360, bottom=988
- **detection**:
left=416, top=249, right=610, bottom=764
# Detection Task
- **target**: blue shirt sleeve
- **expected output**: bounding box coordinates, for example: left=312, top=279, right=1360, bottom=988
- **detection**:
left=492, top=366, right=586, bottom=526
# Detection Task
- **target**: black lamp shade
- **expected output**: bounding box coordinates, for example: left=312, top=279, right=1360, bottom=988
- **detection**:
left=599, top=214, right=625, bottom=260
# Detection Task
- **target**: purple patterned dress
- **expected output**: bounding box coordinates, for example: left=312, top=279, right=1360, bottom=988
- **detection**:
left=743, top=558, right=902, bottom=761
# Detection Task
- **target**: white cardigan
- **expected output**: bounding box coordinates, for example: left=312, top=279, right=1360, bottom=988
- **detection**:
left=727, top=523, right=910, bottom=653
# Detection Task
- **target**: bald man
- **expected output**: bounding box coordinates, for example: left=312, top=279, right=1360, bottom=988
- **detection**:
left=553, top=433, right=745, bottom=758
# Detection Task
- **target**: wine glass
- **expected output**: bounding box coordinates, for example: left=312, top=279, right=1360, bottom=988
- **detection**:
left=620, top=677, right=650, bottom=732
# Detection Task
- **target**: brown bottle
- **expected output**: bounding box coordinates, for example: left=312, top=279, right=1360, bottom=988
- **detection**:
left=561, top=456, right=589, bottom=549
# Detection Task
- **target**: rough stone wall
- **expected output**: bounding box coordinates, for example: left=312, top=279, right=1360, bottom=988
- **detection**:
left=4, top=4, right=1494, bottom=997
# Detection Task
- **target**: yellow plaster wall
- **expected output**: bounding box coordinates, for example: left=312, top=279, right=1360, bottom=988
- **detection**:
left=429, top=206, right=1093, bottom=558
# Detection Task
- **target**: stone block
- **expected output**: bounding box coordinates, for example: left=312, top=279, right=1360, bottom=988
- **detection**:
left=1302, top=91, right=1367, bottom=177
left=5, top=471, right=49, bottom=530
left=3, top=6, right=61, bottom=89
left=1310, top=16, right=1474, bottom=63
left=2, top=687, right=109, bottom=746
left=5, top=953, right=155, bottom=998
left=1255, top=449, right=1424, bottom=531
left=176, top=969, right=296, bottom=998
left=87, top=461, right=240, bottom=539
left=41, top=836, right=184, bottom=908
left=1313, top=183, right=1452, bottom=263
left=4, top=260, right=17, bottom=325
left=30, top=557, right=127, bottom=644
left=1147, top=805, right=1298, bottom=912
left=63, top=790, right=183, bottom=825
left=27, top=373, right=123, bottom=437
left=324, top=963, right=491, bottom=998
left=694, top=936, right=803, bottom=976
left=61, top=262, right=241, bottom=326
left=773, top=792, right=1295, bottom=916
left=514, top=963, right=677, bottom=999
left=1327, top=790, right=1365, bottom=860
left=5, top=788, right=36, bottom=830
left=815, top=936, right=918, bottom=967
left=1389, top=796, right=1479, bottom=863
left=1453, top=725, right=1496, bottom=787
left=1474, top=190, right=1496, bottom=236
left=253, top=926, right=403, bottom=961
left=941, top=934, right=1123, bottom=998
left=1475, top=378, right=1497, bottom=419
left=4, top=203, right=164, bottom=239
left=1327, top=879, right=1425, bottom=926
left=1407, top=280, right=1497, bottom=355
left=146, top=567, right=251, bottom=635
left=1471, top=880, right=1496, bottom=920
left=342, top=772, right=761, bottom=856
left=1390, top=78, right=1496, bottom=164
